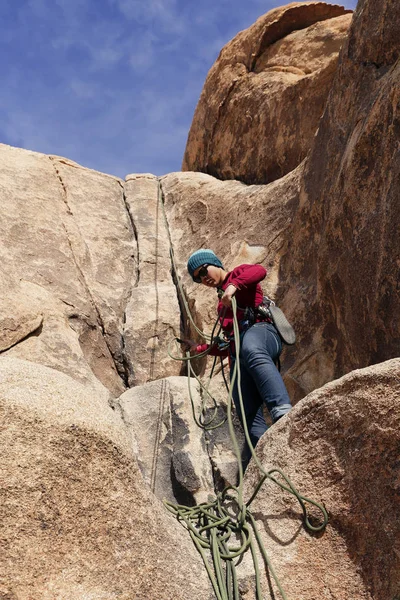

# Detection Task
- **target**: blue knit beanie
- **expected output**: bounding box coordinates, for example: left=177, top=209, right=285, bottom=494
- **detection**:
left=187, top=249, right=224, bottom=280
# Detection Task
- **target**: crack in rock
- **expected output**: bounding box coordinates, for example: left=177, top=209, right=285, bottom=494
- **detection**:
left=157, top=178, right=187, bottom=343
left=117, top=179, right=140, bottom=388
left=118, top=179, right=140, bottom=288
left=48, top=156, right=126, bottom=389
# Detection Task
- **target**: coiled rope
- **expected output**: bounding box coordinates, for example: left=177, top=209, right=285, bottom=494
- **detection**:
left=158, top=181, right=328, bottom=599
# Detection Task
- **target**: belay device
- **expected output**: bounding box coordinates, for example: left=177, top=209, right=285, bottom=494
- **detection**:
left=257, top=296, right=296, bottom=345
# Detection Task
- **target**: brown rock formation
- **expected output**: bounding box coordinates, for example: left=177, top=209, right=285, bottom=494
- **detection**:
left=0, top=146, right=181, bottom=397
left=1, top=0, right=399, bottom=597
left=280, top=0, right=400, bottom=399
left=242, top=358, right=400, bottom=600
left=182, top=2, right=352, bottom=184
left=0, top=358, right=212, bottom=600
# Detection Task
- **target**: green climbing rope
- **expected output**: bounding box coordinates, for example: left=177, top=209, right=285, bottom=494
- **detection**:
left=157, top=179, right=328, bottom=599
left=164, top=298, right=328, bottom=600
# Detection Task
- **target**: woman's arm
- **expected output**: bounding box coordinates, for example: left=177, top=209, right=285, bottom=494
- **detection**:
left=180, top=340, right=229, bottom=357
left=195, top=342, right=229, bottom=357
left=228, top=264, right=267, bottom=289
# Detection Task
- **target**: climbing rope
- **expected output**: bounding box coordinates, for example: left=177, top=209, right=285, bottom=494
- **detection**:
left=167, top=307, right=229, bottom=430
left=157, top=180, right=328, bottom=599
left=164, top=299, right=328, bottom=600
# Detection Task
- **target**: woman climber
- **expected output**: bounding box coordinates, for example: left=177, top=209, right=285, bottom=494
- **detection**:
left=184, top=249, right=292, bottom=462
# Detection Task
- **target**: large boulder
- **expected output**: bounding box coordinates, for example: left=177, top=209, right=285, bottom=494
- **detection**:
left=119, top=375, right=244, bottom=504
left=279, top=0, right=400, bottom=399
left=0, top=358, right=212, bottom=600
left=182, top=2, right=352, bottom=184
left=119, top=376, right=215, bottom=504
left=241, top=358, right=400, bottom=600
left=0, top=146, right=181, bottom=394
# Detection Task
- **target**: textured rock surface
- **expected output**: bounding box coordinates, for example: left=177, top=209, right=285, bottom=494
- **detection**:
left=160, top=167, right=302, bottom=351
left=0, top=146, right=132, bottom=396
left=0, top=146, right=181, bottom=395
left=0, top=275, right=43, bottom=352
left=279, top=0, right=400, bottom=400
left=119, top=376, right=215, bottom=504
left=0, top=358, right=212, bottom=600
left=123, top=174, right=181, bottom=386
left=241, top=358, right=400, bottom=600
left=182, top=2, right=352, bottom=184
left=1, top=0, right=400, bottom=597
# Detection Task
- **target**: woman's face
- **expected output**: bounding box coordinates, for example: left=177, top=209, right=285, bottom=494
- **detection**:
left=193, top=264, right=223, bottom=287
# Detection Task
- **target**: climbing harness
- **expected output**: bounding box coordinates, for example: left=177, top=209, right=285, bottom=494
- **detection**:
left=227, top=295, right=296, bottom=346
left=158, top=180, right=327, bottom=600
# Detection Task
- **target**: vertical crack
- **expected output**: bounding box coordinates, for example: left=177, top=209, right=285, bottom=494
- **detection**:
left=157, top=178, right=186, bottom=341
left=48, top=156, right=126, bottom=389
left=118, top=180, right=140, bottom=288
left=148, top=187, right=159, bottom=383
left=157, top=178, right=205, bottom=377
left=117, top=179, right=140, bottom=388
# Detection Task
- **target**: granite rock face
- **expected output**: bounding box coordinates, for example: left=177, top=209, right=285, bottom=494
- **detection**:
left=0, top=147, right=132, bottom=396
left=0, top=358, right=213, bottom=600
left=123, top=174, right=181, bottom=386
left=1, top=0, right=400, bottom=598
left=279, top=0, right=400, bottom=399
left=119, top=374, right=246, bottom=503
left=119, top=376, right=215, bottom=505
left=0, top=146, right=181, bottom=397
left=242, top=358, right=400, bottom=600
left=0, top=274, right=43, bottom=352
left=182, top=2, right=352, bottom=184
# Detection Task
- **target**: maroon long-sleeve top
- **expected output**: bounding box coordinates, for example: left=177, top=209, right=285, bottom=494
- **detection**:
left=196, top=264, right=267, bottom=356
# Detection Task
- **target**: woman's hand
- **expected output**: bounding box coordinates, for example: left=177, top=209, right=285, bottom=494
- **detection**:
left=221, top=284, right=237, bottom=307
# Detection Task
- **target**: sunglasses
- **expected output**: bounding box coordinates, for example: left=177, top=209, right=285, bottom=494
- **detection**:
left=193, top=264, right=210, bottom=283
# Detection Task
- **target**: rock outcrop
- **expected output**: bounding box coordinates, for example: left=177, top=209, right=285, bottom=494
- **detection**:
left=0, top=147, right=132, bottom=396
left=182, top=2, right=352, bottom=184
left=0, top=147, right=181, bottom=398
left=242, top=358, right=400, bottom=600
left=1, top=0, right=400, bottom=598
left=119, top=376, right=215, bottom=504
left=1, top=358, right=212, bottom=600
left=279, top=0, right=400, bottom=399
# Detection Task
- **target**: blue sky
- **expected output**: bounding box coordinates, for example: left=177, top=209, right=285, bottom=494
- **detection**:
left=0, top=0, right=357, bottom=178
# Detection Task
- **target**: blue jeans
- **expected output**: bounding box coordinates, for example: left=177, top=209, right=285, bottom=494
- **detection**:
left=230, top=322, right=292, bottom=451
